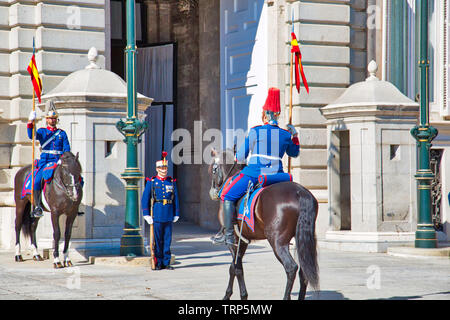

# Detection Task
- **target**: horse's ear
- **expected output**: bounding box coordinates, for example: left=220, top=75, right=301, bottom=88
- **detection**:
left=75, top=152, right=79, bottom=161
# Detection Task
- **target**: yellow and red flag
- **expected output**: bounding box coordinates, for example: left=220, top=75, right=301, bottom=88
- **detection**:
left=27, top=41, right=42, bottom=103
left=291, top=32, right=309, bottom=94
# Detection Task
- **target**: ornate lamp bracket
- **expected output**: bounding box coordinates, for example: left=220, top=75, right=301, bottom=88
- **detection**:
left=410, top=125, right=438, bottom=149
left=116, top=118, right=148, bottom=145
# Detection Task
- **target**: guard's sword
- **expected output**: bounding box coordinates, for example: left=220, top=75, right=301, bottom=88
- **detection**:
left=235, top=180, right=253, bottom=265
left=150, top=192, right=156, bottom=270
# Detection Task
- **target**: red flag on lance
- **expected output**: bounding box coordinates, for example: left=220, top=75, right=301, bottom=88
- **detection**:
left=27, top=38, right=43, bottom=103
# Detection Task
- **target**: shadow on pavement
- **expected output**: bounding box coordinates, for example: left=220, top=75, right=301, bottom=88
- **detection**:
left=172, top=239, right=268, bottom=258
left=382, top=291, right=450, bottom=300
left=172, top=262, right=231, bottom=269
left=301, top=290, right=349, bottom=300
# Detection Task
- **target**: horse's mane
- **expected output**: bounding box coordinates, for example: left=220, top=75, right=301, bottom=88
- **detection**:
left=59, top=151, right=82, bottom=172
left=212, top=148, right=245, bottom=167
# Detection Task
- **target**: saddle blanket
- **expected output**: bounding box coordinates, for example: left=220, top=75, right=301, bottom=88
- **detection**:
left=237, top=186, right=263, bottom=232
left=21, top=162, right=58, bottom=199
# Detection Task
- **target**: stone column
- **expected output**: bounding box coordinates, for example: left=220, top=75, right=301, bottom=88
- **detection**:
left=198, top=0, right=221, bottom=230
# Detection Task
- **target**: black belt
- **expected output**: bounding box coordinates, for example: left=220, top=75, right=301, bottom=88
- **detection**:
left=154, top=199, right=173, bottom=205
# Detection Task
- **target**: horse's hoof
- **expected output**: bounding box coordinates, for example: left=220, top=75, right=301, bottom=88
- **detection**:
left=15, top=255, right=24, bottom=262
left=64, top=260, right=73, bottom=267
left=33, top=255, right=44, bottom=261
left=54, top=262, right=64, bottom=269
left=222, top=294, right=231, bottom=300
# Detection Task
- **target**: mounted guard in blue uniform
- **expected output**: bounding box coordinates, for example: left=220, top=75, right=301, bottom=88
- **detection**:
left=27, top=107, right=70, bottom=218
left=141, top=152, right=180, bottom=270
left=215, top=87, right=300, bottom=246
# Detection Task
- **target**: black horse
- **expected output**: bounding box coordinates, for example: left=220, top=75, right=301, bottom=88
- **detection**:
left=14, top=152, right=83, bottom=268
left=209, top=149, right=319, bottom=300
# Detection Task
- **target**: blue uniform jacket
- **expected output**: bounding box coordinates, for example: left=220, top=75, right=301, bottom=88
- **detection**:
left=236, top=124, right=300, bottom=178
left=27, top=124, right=70, bottom=168
left=141, top=176, right=180, bottom=223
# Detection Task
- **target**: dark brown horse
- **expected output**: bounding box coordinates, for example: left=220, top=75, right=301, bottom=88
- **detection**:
left=14, top=151, right=83, bottom=268
left=209, top=149, right=319, bottom=300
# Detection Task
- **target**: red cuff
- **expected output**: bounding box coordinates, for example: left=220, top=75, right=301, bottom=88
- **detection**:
left=292, top=137, right=299, bottom=146
left=27, top=122, right=34, bottom=129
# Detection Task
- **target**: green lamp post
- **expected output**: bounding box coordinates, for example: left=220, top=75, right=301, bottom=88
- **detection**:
left=116, top=0, right=148, bottom=256
left=410, top=0, right=438, bottom=248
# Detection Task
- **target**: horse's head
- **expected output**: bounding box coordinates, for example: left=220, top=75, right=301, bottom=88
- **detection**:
left=57, top=152, right=83, bottom=202
left=59, top=152, right=82, bottom=178
left=208, top=147, right=244, bottom=201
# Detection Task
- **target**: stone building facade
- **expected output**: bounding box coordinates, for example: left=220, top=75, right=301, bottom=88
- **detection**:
left=137, top=0, right=372, bottom=236
left=0, top=0, right=449, bottom=250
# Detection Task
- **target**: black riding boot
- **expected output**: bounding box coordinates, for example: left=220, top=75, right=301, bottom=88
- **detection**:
left=31, top=180, right=44, bottom=218
left=223, top=200, right=236, bottom=246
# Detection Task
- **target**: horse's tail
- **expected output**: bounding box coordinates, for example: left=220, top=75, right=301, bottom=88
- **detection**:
left=21, top=201, right=32, bottom=239
left=295, top=189, right=319, bottom=291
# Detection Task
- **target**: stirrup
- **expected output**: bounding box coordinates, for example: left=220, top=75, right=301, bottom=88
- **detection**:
left=224, top=233, right=237, bottom=247
left=210, top=229, right=225, bottom=245
left=225, top=240, right=237, bottom=247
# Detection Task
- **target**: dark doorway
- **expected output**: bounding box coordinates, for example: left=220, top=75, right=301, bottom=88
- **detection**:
left=330, top=130, right=351, bottom=231
left=136, top=43, right=177, bottom=179
left=136, top=42, right=177, bottom=239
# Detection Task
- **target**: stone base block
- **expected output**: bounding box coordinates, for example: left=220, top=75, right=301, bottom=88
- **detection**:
left=318, top=231, right=415, bottom=253
left=387, top=245, right=450, bottom=259
left=0, top=207, right=16, bottom=250
left=90, top=255, right=175, bottom=267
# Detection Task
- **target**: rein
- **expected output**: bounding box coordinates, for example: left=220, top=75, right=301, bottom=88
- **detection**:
left=210, top=161, right=237, bottom=200
left=218, top=161, right=237, bottom=190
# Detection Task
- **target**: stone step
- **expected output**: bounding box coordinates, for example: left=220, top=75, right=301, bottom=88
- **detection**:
left=387, top=245, right=450, bottom=259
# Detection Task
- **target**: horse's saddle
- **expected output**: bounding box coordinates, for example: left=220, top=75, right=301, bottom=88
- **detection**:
left=21, top=161, right=58, bottom=199
left=236, top=172, right=292, bottom=232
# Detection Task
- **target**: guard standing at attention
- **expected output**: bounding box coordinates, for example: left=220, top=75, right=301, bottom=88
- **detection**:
left=141, top=152, right=180, bottom=270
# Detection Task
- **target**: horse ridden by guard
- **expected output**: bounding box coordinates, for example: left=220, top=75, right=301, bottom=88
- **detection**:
left=14, top=106, right=83, bottom=268
left=209, top=87, right=319, bottom=300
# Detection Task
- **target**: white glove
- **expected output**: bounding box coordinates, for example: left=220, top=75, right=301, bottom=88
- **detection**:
left=287, top=124, right=298, bottom=136
left=144, top=215, right=153, bottom=225
left=173, top=216, right=179, bottom=223
left=28, top=110, right=36, bottom=121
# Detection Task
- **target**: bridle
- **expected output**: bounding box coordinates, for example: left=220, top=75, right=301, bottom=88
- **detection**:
left=54, top=161, right=82, bottom=202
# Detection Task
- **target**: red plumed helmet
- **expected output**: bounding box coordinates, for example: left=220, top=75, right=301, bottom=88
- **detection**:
left=159, top=151, right=168, bottom=167
left=262, top=87, right=281, bottom=113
